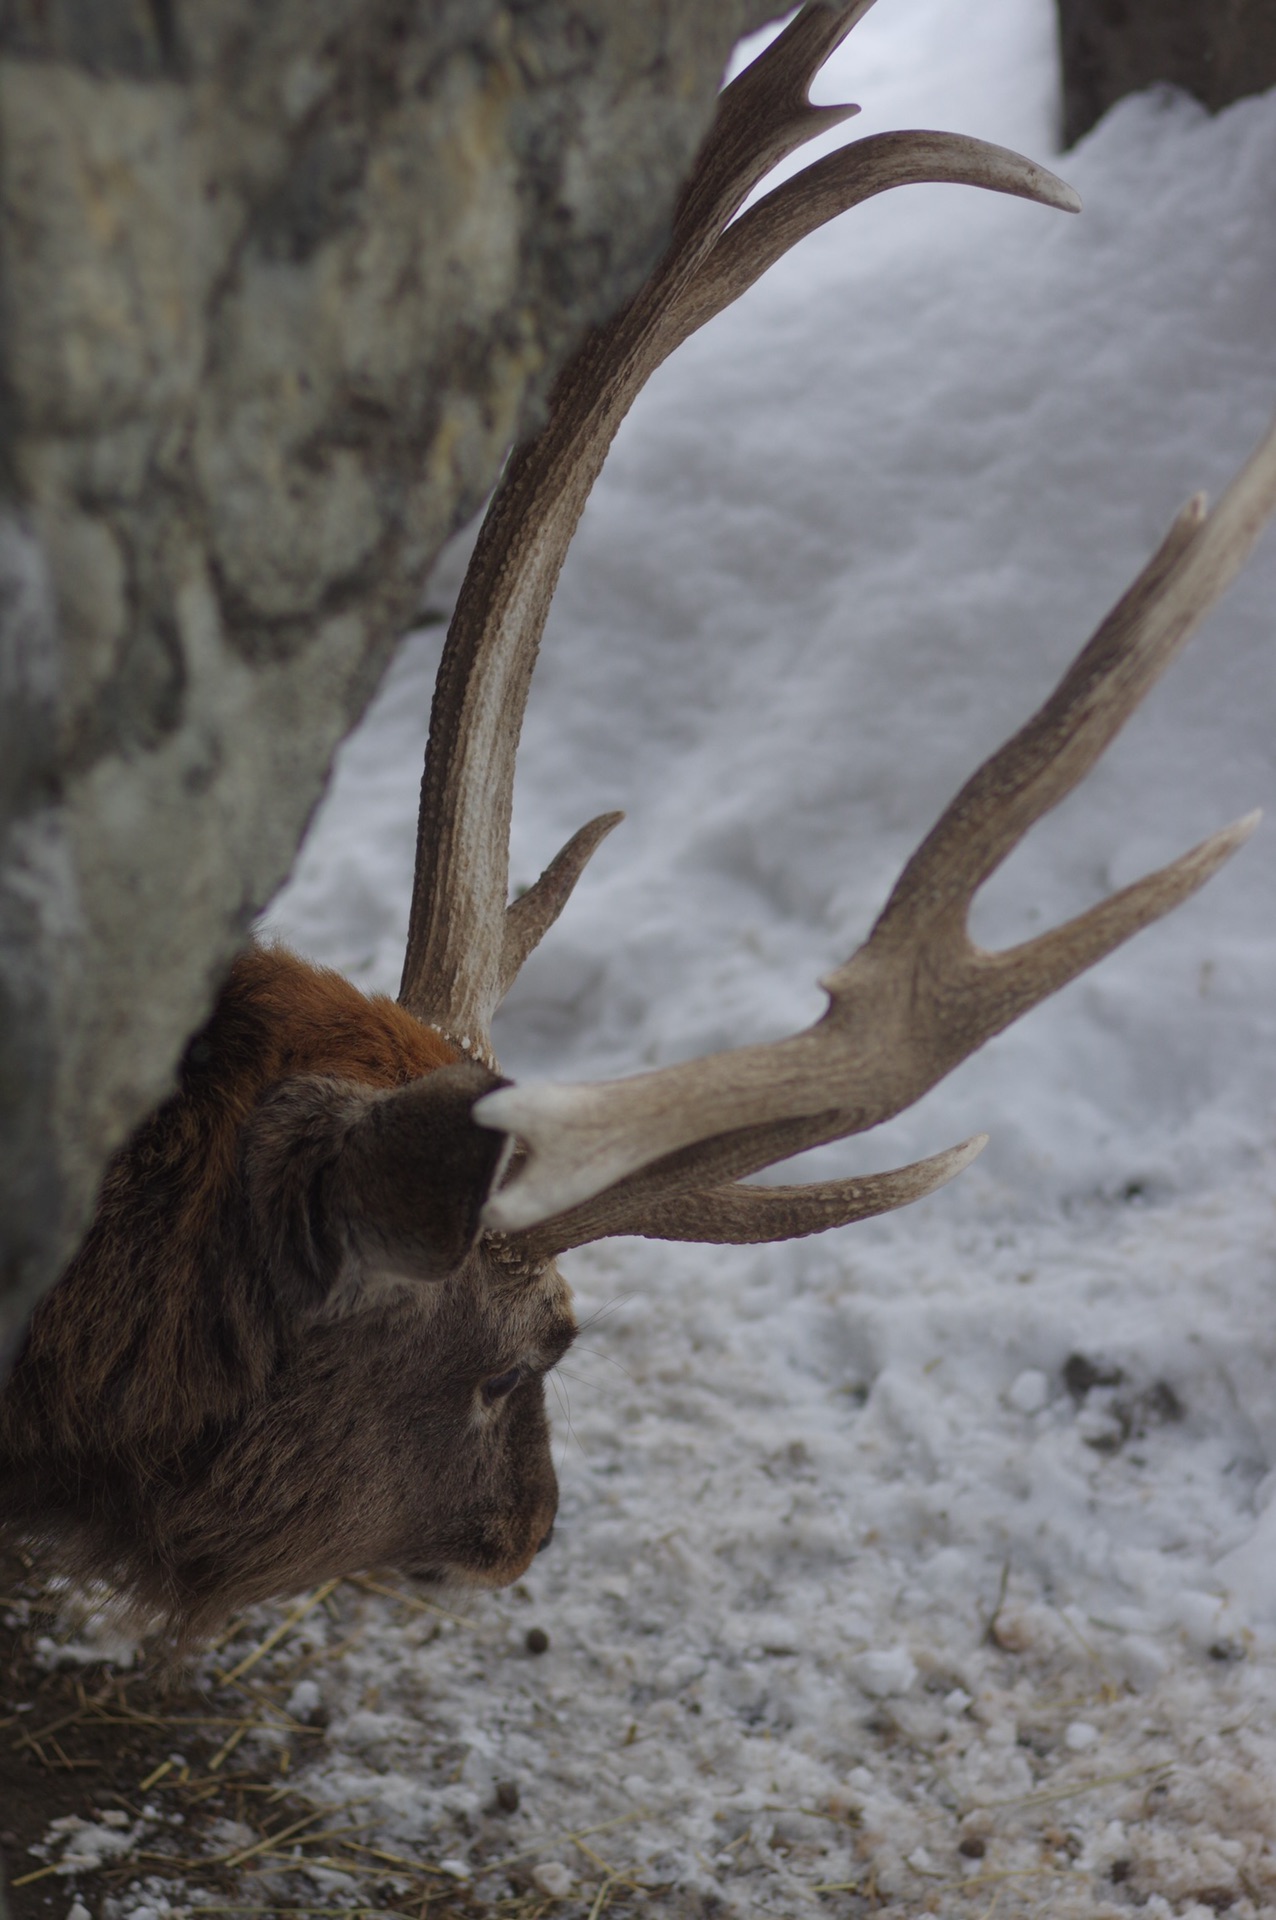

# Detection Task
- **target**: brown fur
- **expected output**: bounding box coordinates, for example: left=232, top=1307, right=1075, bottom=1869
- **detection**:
left=0, top=946, right=573, bottom=1640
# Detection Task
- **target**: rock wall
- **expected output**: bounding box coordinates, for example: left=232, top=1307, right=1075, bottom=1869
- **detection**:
left=1057, top=0, right=1276, bottom=145
left=0, top=0, right=784, bottom=1366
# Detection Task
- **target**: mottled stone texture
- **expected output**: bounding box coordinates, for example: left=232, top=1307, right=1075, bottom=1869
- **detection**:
left=1058, top=0, right=1276, bottom=145
left=0, top=0, right=783, bottom=1367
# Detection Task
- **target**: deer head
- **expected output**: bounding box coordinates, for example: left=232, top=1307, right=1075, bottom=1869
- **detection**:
left=1, top=0, right=1271, bottom=1641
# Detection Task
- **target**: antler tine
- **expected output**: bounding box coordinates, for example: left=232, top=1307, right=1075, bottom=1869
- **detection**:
left=477, top=411, right=1276, bottom=1237
left=960, top=812, right=1259, bottom=1039
left=861, top=412, right=1276, bottom=959
left=498, top=812, right=625, bottom=1005
left=509, top=1135, right=988, bottom=1262
left=595, top=1134, right=990, bottom=1248
left=677, top=130, right=1080, bottom=344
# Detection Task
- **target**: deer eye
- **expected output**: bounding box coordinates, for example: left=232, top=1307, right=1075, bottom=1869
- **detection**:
left=481, top=1367, right=524, bottom=1405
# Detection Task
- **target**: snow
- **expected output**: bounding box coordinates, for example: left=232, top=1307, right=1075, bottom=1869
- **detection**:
left=257, top=0, right=1276, bottom=1911
left=36, top=1813, right=147, bottom=1876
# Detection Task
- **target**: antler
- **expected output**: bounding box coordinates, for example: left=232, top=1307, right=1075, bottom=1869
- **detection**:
left=403, top=0, right=1271, bottom=1256
left=478, top=415, right=1275, bottom=1244
left=398, top=0, right=1081, bottom=1067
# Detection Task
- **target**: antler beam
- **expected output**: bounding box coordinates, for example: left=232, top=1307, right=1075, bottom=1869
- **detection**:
left=398, top=0, right=1080, bottom=1066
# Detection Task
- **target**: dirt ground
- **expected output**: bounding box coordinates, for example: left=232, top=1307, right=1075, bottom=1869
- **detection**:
left=0, top=1547, right=535, bottom=1920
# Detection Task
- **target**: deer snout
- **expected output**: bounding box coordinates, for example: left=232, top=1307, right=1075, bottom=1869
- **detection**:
left=536, top=1522, right=554, bottom=1553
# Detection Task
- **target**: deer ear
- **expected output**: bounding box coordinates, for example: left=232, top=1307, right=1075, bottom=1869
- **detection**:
left=243, top=1063, right=509, bottom=1311
left=335, top=1062, right=512, bottom=1282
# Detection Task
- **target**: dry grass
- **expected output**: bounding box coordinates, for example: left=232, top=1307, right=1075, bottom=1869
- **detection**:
left=0, top=1549, right=576, bottom=1920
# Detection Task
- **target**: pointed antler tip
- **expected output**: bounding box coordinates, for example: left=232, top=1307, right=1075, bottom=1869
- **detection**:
left=985, top=155, right=1080, bottom=216
left=1194, top=810, right=1262, bottom=867
left=934, top=1132, right=989, bottom=1179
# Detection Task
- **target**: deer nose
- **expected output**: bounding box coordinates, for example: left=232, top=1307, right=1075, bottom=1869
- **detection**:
left=536, top=1523, right=555, bottom=1554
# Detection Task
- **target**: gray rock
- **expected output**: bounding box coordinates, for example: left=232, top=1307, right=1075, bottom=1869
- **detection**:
left=1057, top=0, right=1276, bottom=146
left=0, top=0, right=786, bottom=1363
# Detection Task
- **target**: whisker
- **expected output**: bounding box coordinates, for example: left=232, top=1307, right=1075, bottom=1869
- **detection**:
left=569, top=1344, right=638, bottom=1385
left=551, top=1372, right=587, bottom=1466
left=575, top=1295, right=638, bottom=1334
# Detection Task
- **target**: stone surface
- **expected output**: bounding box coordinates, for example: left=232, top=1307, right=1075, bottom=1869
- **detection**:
left=1057, top=0, right=1276, bottom=146
left=0, top=0, right=785, bottom=1365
